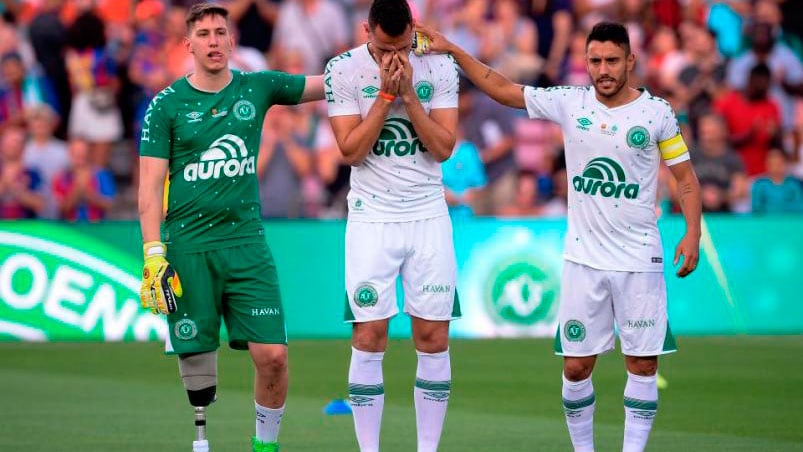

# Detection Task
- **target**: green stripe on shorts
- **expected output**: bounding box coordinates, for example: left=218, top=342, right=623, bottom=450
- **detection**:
left=344, top=292, right=355, bottom=322
left=451, top=290, right=462, bottom=318
left=553, top=326, right=563, bottom=354
left=662, top=322, right=677, bottom=353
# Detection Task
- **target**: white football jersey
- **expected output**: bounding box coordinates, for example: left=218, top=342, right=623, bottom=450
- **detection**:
left=524, top=86, right=690, bottom=272
left=326, top=44, right=459, bottom=222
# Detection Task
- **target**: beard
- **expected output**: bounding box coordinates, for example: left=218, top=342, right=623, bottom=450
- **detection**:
left=593, top=75, right=627, bottom=98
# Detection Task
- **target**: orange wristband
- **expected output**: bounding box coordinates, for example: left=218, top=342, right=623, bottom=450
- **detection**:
left=378, top=91, right=396, bottom=102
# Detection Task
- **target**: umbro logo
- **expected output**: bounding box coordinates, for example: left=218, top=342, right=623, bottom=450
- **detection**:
left=186, top=111, right=204, bottom=123
left=576, top=117, right=592, bottom=131
left=362, top=85, right=380, bottom=98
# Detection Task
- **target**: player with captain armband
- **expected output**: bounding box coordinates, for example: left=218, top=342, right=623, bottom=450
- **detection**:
left=416, top=20, right=702, bottom=452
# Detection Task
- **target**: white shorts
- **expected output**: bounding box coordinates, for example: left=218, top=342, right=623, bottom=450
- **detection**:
left=344, top=215, right=460, bottom=322
left=554, top=260, right=677, bottom=357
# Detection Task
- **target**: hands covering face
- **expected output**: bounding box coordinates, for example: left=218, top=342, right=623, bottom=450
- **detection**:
left=379, top=51, right=414, bottom=98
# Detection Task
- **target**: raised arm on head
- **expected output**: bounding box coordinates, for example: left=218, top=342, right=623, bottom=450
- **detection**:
left=416, top=23, right=526, bottom=109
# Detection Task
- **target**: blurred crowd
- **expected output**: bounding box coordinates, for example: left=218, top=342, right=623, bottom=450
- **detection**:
left=1, top=0, right=802, bottom=221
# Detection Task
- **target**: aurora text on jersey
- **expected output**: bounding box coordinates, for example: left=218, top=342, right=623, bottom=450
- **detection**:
left=523, top=86, right=689, bottom=272
left=326, top=45, right=459, bottom=222
left=139, top=70, right=305, bottom=251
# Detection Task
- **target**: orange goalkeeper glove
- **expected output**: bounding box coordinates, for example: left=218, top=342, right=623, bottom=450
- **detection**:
left=140, top=241, right=183, bottom=315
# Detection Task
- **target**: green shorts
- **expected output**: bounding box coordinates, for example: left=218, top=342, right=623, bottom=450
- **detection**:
left=165, top=241, right=286, bottom=355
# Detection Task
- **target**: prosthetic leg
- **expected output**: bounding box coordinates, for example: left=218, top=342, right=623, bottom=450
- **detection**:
left=179, top=351, right=218, bottom=452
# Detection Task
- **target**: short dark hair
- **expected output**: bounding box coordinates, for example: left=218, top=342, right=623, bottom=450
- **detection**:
left=368, top=0, right=413, bottom=37
left=186, top=2, right=229, bottom=32
left=750, top=62, right=772, bottom=79
left=587, top=21, right=631, bottom=55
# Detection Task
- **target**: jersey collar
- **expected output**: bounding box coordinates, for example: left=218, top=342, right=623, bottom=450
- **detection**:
left=184, top=70, right=237, bottom=94
left=591, top=86, right=648, bottom=111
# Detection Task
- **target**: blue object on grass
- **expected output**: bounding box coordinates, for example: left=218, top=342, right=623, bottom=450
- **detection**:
left=323, top=398, right=352, bottom=415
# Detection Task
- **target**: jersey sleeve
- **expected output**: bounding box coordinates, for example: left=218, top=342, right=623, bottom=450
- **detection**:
left=251, top=71, right=306, bottom=106
left=325, top=58, right=360, bottom=117
left=523, top=86, right=564, bottom=122
left=139, top=93, right=173, bottom=159
left=656, top=104, right=690, bottom=166
left=430, top=55, right=459, bottom=109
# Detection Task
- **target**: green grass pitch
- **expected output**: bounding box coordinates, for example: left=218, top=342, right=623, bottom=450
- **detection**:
left=2, top=336, right=802, bottom=451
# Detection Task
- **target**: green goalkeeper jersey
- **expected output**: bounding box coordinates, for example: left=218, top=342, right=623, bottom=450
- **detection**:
left=139, top=70, right=305, bottom=251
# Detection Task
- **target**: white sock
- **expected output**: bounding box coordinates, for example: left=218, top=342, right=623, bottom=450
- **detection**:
left=348, top=347, right=385, bottom=452
left=414, top=349, right=451, bottom=452
left=623, top=372, right=658, bottom=452
left=562, top=374, right=595, bottom=452
left=254, top=401, right=284, bottom=443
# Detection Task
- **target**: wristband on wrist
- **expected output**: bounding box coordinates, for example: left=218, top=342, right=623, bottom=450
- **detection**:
left=378, top=91, right=396, bottom=102
left=143, top=241, right=166, bottom=258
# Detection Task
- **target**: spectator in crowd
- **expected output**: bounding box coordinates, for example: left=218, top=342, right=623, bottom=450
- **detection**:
left=0, top=11, right=22, bottom=57
left=160, top=5, right=193, bottom=80
left=751, top=148, right=803, bottom=213
left=460, top=80, right=518, bottom=216
left=225, top=0, right=281, bottom=56
left=128, top=0, right=167, bottom=93
left=675, top=23, right=727, bottom=133
left=542, top=154, right=568, bottom=217
left=715, top=63, right=782, bottom=177
left=258, top=105, right=315, bottom=218
left=692, top=113, right=749, bottom=213
left=562, top=27, right=593, bottom=86
left=481, top=0, right=540, bottom=84
left=0, top=125, right=44, bottom=218
left=727, top=21, right=803, bottom=132
left=52, top=136, right=116, bottom=221
left=529, top=0, right=573, bottom=87
left=442, top=126, right=487, bottom=219
left=496, top=169, right=543, bottom=217
left=315, top=100, right=350, bottom=218
left=645, top=26, right=687, bottom=95
left=513, top=115, right=562, bottom=174
left=229, top=27, right=269, bottom=73
left=65, top=6, right=123, bottom=168
left=27, top=0, right=70, bottom=138
left=316, top=141, right=350, bottom=218
left=0, top=52, right=58, bottom=132
left=271, top=0, right=349, bottom=74
left=23, top=104, right=68, bottom=218
left=443, top=0, right=487, bottom=59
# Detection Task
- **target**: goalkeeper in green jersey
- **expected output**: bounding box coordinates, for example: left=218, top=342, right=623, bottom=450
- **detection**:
left=138, top=3, right=324, bottom=451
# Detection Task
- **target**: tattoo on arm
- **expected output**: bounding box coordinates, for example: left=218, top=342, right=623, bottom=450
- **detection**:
left=484, top=66, right=492, bottom=79
left=677, top=181, right=696, bottom=210
left=678, top=182, right=694, bottom=200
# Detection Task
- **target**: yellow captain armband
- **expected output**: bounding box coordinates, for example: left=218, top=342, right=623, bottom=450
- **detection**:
left=658, top=134, right=688, bottom=161
left=163, top=177, right=170, bottom=215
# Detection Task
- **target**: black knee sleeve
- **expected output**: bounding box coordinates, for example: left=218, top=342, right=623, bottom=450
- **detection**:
left=186, top=385, right=217, bottom=407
